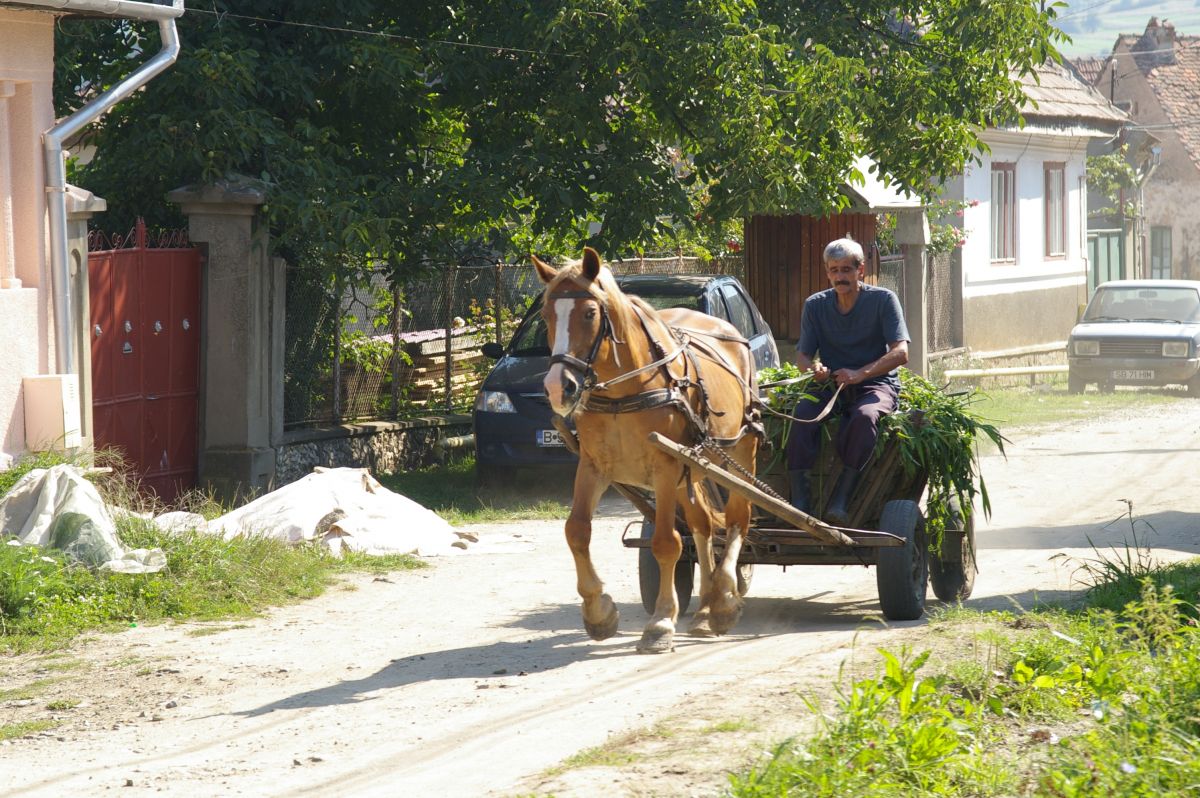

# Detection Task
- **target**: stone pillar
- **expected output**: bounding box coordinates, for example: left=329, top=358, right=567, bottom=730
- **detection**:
left=896, top=210, right=930, bottom=377
left=65, top=185, right=106, bottom=451
left=168, top=180, right=281, bottom=502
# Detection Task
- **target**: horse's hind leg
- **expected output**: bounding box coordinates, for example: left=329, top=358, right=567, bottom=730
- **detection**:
left=566, top=459, right=619, bottom=641
left=704, top=441, right=758, bottom=635
left=680, top=483, right=718, bottom=637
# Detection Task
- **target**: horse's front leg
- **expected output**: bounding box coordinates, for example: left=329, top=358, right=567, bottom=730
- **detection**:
left=638, top=461, right=686, bottom=654
left=566, top=458, right=619, bottom=641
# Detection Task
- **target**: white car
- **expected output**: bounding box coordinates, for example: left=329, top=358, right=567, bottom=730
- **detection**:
left=1067, top=280, right=1200, bottom=394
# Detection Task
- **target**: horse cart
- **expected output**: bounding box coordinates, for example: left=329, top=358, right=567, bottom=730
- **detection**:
left=616, top=429, right=978, bottom=622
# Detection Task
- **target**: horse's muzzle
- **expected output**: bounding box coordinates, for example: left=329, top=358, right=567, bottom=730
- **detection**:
left=544, top=363, right=583, bottom=417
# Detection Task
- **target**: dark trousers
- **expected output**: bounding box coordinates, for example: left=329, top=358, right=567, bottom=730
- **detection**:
left=785, top=382, right=898, bottom=472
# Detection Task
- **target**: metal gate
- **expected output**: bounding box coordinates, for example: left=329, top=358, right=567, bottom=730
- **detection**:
left=89, top=219, right=201, bottom=502
left=1087, top=229, right=1124, bottom=295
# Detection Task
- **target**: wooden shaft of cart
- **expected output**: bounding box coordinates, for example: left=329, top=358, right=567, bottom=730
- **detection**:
left=645, top=432, right=857, bottom=547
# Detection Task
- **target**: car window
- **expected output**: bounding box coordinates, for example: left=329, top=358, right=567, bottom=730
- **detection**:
left=719, top=284, right=758, bottom=338
left=631, top=293, right=704, bottom=313
left=1085, top=286, right=1200, bottom=323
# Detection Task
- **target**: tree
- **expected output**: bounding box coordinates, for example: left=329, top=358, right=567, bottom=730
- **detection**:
left=56, top=1, right=1066, bottom=272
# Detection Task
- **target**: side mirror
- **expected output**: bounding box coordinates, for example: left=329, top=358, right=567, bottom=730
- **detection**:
left=481, top=341, right=505, bottom=359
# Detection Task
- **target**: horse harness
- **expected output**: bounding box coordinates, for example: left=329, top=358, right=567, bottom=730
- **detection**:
left=547, top=288, right=763, bottom=448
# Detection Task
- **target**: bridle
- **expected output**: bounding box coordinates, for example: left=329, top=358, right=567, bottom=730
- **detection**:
left=545, top=289, right=615, bottom=398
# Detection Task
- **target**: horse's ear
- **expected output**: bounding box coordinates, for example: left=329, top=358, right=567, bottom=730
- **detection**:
left=581, top=247, right=602, bottom=282
left=531, top=254, right=558, bottom=285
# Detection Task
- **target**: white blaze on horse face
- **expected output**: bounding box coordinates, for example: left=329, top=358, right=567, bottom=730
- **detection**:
left=544, top=298, right=576, bottom=412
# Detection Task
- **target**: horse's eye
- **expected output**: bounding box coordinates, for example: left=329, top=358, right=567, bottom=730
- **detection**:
left=585, top=308, right=597, bottom=321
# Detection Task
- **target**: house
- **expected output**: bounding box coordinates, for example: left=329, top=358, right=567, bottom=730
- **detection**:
left=1090, top=18, right=1200, bottom=281
left=934, top=61, right=1127, bottom=360
left=0, top=0, right=183, bottom=469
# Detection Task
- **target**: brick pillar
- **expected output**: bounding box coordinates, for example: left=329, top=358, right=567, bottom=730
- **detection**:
left=168, top=180, right=283, bottom=502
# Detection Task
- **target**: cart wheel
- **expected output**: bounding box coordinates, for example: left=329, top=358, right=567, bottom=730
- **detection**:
left=929, top=498, right=977, bottom=602
left=876, top=499, right=928, bottom=621
left=638, top=521, right=694, bottom=616
left=737, top=563, right=753, bottom=597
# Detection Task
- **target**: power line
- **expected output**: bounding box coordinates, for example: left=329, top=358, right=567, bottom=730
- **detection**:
left=185, top=7, right=580, bottom=59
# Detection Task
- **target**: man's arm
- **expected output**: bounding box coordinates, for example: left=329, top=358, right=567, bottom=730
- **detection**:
left=831, top=340, right=909, bottom=386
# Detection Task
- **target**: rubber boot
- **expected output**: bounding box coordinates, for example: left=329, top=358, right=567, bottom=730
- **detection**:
left=788, top=469, right=810, bottom=514
left=824, top=468, right=862, bottom=527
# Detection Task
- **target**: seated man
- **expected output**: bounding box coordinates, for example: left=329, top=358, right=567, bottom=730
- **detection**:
left=786, top=237, right=910, bottom=525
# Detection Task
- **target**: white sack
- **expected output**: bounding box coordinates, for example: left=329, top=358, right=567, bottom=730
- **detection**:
left=206, top=467, right=465, bottom=556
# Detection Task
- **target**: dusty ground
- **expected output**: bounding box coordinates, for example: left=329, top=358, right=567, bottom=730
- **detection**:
left=3, top=399, right=1200, bottom=797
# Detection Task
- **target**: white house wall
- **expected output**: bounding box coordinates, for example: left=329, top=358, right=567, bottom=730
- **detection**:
left=956, top=129, right=1091, bottom=355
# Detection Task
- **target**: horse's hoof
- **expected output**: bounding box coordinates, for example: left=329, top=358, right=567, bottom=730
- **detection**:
left=708, top=597, right=743, bottom=635
left=583, top=601, right=620, bottom=641
left=688, top=611, right=717, bottom=637
left=636, top=625, right=675, bottom=654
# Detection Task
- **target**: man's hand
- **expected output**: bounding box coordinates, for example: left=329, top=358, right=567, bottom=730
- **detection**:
left=810, top=363, right=831, bottom=381
left=832, top=367, right=863, bottom=386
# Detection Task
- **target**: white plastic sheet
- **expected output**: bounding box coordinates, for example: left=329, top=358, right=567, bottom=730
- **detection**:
left=0, top=464, right=166, bottom=573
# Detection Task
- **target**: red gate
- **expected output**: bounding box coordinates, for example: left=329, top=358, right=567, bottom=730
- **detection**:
left=89, top=219, right=201, bottom=502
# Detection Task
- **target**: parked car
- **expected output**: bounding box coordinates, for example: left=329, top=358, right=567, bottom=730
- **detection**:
left=1067, top=279, right=1200, bottom=394
left=473, top=273, right=780, bottom=485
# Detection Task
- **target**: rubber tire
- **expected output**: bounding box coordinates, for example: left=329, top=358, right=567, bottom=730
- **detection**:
left=929, top=498, right=977, bottom=602
left=638, top=520, right=694, bottom=616
left=875, top=499, right=928, bottom=621
left=1067, top=370, right=1085, bottom=394
left=475, top=462, right=514, bottom=490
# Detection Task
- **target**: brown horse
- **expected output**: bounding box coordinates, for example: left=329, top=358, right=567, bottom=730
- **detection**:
left=533, top=247, right=761, bottom=654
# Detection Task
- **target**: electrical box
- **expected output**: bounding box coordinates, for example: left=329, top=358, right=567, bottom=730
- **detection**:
left=23, top=374, right=82, bottom=451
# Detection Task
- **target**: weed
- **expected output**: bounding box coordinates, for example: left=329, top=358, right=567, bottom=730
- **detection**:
left=0, top=720, right=59, bottom=742
left=704, top=719, right=756, bottom=734
left=45, top=699, right=79, bottom=711
left=0, top=678, right=59, bottom=702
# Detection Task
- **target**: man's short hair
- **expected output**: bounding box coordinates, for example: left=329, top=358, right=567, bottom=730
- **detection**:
left=824, top=237, right=864, bottom=265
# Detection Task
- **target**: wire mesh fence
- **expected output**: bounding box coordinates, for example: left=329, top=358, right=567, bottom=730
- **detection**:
left=927, top=251, right=959, bottom=354
left=283, top=254, right=744, bottom=429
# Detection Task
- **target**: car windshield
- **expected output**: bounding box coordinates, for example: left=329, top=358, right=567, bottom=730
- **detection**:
left=1082, top=286, right=1200, bottom=323
left=506, top=291, right=704, bottom=355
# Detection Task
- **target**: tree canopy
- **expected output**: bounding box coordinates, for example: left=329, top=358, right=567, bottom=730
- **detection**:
left=55, top=1, right=1065, bottom=276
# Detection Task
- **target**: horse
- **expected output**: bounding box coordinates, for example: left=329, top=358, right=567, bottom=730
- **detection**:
left=532, top=247, right=762, bottom=654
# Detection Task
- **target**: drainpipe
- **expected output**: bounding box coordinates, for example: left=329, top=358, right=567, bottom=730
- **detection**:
left=41, top=0, right=184, bottom=375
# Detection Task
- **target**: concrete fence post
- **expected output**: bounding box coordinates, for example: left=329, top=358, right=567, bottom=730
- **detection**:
left=168, top=180, right=283, bottom=503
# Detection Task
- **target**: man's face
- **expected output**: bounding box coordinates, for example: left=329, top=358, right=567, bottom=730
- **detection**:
left=825, top=256, right=863, bottom=294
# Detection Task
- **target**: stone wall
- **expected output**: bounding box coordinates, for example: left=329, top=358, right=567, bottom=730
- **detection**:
left=274, top=414, right=472, bottom=486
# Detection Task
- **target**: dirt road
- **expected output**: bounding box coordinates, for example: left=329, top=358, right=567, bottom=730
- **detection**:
left=4, top=400, right=1200, bottom=797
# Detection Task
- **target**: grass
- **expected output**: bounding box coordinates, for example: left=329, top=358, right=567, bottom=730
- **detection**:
left=0, top=451, right=426, bottom=653
left=966, top=381, right=1188, bottom=429
left=0, top=720, right=59, bottom=742
left=0, top=678, right=59, bottom=702
left=726, top=532, right=1200, bottom=798
left=377, top=456, right=572, bottom=526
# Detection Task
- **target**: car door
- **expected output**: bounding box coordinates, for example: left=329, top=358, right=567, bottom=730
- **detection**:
left=715, top=281, right=779, bottom=370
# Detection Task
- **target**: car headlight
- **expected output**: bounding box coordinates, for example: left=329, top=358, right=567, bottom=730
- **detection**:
left=1162, top=341, right=1190, bottom=358
left=1072, top=339, right=1099, bottom=356
left=474, top=390, right=516, bottom=413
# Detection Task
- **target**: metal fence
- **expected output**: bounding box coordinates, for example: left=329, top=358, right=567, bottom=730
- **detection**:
left=283, top=254, right=744, bottom=429
left=927, top=251, right=959, bottom=354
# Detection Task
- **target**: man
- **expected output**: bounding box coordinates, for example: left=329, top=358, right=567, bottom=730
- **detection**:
left=786, top=237, right=910, bottom=525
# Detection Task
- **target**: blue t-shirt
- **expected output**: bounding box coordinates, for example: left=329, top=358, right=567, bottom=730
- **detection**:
left=796, top=284, right=910, bottom=388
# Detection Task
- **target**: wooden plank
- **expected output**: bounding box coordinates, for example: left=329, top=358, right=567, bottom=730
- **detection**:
left=645, top=432, right=856, bottom=546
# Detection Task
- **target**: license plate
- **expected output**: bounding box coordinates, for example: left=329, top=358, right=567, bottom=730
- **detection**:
left=537, top=429, right=564, bottom=447
left=1112, top=369, right=1154, bottom=380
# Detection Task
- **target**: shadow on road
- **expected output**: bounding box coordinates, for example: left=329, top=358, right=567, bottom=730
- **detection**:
left=981, top=509, right=1200, bottom=556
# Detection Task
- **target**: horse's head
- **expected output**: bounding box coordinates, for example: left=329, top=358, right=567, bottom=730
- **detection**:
left=532, top=247, right=624, bottom=417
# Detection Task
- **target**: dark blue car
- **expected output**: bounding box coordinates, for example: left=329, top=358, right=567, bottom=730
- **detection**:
left=472, top=273, right=779, bottom=485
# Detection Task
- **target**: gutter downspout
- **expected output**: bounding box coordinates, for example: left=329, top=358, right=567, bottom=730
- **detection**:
left=41, top=0, right=184, bottom=375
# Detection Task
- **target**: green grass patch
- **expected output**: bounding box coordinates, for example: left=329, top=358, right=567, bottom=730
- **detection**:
left=45, top=699, right=79, bottom=711
left=1, top=515, right=424, bottom=653
left=729, top=544, right=1200, bottom=798
left=0, top=720, right=59, bottom=742
left=0, top=678, right=60, bottom=702
left=377, top=456, right=571, bottom=525
left=704, top=718, right=757, bottom=734
left=969, top=384, right=1187, bottom=429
